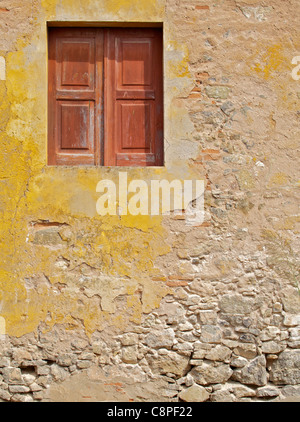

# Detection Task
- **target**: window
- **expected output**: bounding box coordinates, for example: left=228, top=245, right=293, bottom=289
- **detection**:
left=48, top=27, right=163, bottom=166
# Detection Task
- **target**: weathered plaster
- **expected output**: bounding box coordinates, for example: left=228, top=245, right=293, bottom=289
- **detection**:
left=0, top=0, right=200, bottom=338
left=0, top=0, right=299, bottom=403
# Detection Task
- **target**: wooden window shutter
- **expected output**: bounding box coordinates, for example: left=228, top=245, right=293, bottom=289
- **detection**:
left=48, top=27, right=163, bottom=166
left=48, top=28, right=103, bottom=165
left=105, top=28, right=163, bottom=166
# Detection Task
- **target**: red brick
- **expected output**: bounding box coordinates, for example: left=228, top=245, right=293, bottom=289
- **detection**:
left=203, top=154, right=220, bottom=161
left=201, top=149, right=220, bottom=154
left=189, top=93, right=202, bottom=98
left=195, top=5, right=210, bottom=10
left=196, top=72, right=209, bottom=78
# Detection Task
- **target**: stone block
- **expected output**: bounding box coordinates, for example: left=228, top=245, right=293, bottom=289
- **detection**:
left=198, top=310, right=218, bottom=325
left=205, top=345, right=232, bottom=362
left=190, top=362, right=232, bottom=385
left=205, top=86, right=230, bottom=100
left=144, top=329, right=175, bottom=349
left=179, top=384, right=209, bottom=402
left=0, top=388, right=11, bottom=401
left=121, top=346, right=138, bottom=364
left=8, top=385, right=30, bottom=393
left=120, top=333, right=139, bottom=346
left=283, top=314, right=300, bottom=327
left=270, top=350, right=300, bottom=385
left=231, top=356, right=268, bottom=386
left=233, top=343, right=257, bottom=359
left=2, top=367, right=24, bottom=385
left=200, top=325, right=222, bottom=343
left=219, top=294, right=257, bottom=315
left=147, top=351, right=190, bottom=377
left=261, top=341, right=286, bottom=354
left=256, top=386, right=280, bottom=398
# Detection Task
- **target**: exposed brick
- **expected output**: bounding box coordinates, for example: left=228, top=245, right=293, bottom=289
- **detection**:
left=195, top=5, right=210, bottom=10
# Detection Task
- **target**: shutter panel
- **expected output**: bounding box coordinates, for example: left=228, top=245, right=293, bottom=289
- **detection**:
left=105, top=28, right=163, bottom=166
left=48, top=28, right=102, bottom=165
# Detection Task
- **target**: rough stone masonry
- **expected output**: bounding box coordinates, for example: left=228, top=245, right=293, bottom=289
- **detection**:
left=0, top=0, right=300, bottom=402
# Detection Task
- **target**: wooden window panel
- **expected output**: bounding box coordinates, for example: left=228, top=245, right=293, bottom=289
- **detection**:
left=104, top=28, right=163, bottom=166
left=48, top=28, right=103, bottom=165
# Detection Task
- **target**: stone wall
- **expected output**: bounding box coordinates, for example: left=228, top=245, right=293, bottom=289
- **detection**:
left=0, top=0, right=300, bottom=402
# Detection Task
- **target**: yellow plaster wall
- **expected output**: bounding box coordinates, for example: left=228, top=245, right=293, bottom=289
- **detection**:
left=0, top=0, right=199, bottom=338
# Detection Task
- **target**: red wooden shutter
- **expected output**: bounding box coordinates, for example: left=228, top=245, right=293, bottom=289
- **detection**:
left=104, top=28, right=164, bottom=166
left=48, top=28, right=103, bottom=165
